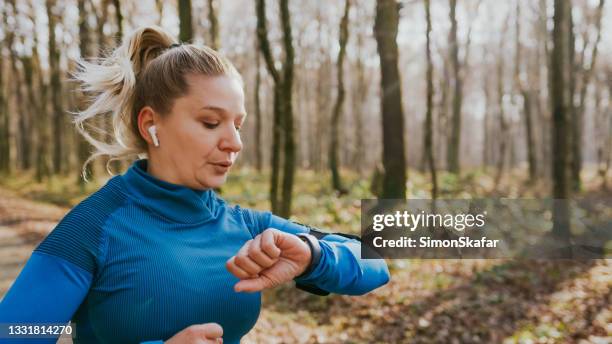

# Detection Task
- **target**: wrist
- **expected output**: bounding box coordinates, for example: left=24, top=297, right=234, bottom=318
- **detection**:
left=295, top=233, right=321, bottom=279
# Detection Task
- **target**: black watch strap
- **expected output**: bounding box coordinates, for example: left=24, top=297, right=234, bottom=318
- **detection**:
left=295, top=233, right=322, bottom=279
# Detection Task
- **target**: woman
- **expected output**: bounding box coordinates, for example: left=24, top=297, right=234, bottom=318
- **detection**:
left=0, top=26, right=390, bottom=344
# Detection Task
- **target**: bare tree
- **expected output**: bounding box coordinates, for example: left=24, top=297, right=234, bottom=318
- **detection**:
left=494, top=13, right=510, bottom=188
left=570, top=0, right=605, bottom=191
left=46, top=0, right=64, bottom=174
left=0, top=4, right=10, bottom=173
left=329, top=0, right=350, bottom=194
left=423, top=0, right=437, bottom=199
left=111, top=0, right=123, bottom=40
left=179, top=0, right=193, bottom=42
left=374, top=0, right=406, bottom=199
left=351, top=5, right=367, bottom=176
left=550, top=0, right=570, bottom=242
left=77, top=0, right=93, bottom=184
left=253, top=45, right=263, bottom=171
left=514, top=0, right=537, bottom=181
left=256, top=0, right=296, bottom=217
left=207, top=0, right=219, bottom=49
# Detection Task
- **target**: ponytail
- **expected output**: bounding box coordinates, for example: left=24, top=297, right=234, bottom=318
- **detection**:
left=73, top=25, right=241, bottom=179
left=72, top=26, right=177, bottom=178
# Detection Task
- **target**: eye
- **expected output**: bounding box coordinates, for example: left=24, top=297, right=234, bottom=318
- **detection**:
left=203, top=121, right=219, bottom=129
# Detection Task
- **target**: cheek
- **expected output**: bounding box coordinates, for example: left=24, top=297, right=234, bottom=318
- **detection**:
left=181, top=126, right=218, bottom=155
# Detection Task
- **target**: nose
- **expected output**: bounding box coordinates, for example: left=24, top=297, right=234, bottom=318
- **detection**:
left=219, top=124, right=242, bottom=153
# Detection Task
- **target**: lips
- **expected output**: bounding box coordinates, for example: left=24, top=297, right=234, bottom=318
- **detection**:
left=211, top=161, right=232, bottom=167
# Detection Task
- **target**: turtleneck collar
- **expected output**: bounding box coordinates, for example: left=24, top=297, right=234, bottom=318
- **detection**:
left=121, top=159, right=223, bottom=224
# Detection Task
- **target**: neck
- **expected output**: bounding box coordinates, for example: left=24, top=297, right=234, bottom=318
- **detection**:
left=147, top=153, right=182, bottom=186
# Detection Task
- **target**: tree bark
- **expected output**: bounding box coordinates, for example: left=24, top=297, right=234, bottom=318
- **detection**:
left=423, top=0, right=437, bottom=199
left=329, top=0, right=350, bottom=194
left=253, top=47, right=263, bottom=172
left=446, top=0, right=461, bottom=174
left=352, top=11, right=366, bottom=176
left=256, top=0, right=296, bottom=217
left=550, top=0, right=571, bottom=243
left=494, top=15, right=510, bottom=189
left=77, top=0, right=93, bottom=185
left=207, top=0, right=219, bottom=49
left=178, top=0, right=193, bottom=42
left=0, top=5, right=9, bottom=173
left=111, top=0, right=123, bottom=41
left=570, top=0, right=605, bottom=192
left=374, top=0, right=406, bottom=199
left=47, top=0, right=64, bottom=174
left=514, top=0, right=537, bottom=181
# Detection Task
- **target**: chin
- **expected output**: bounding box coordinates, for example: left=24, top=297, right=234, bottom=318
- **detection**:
left=195, top=174, right=227, bottom=190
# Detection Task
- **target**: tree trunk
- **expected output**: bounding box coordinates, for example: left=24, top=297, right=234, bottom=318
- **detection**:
left=329, top=0, right=350, bottom=194
left=483, top=72, right=491, bottom=168
left=32, top=41, right=50, bottom=182
left=253, top=47, right=263, bottom=172
left=550, top=0, right=571, bottom=243
left=423, top=0, right=437, bottom=199
left=494, top=53, right=508, bottom=188
left=178, top=0, right=193, bottom=42
left=278, top=0, right=296, bottom=217
left=514, top=0, right=537, bottom=181
left=111, top=0, right=123, bottom=41
left=256, top=0, right=296, bottom=217
left=0, top=5, right=9, bottom=173
left=47, top=0, right=64, bottom=174
left=446, top=0, right=461, bottom=174
left=19, top=56, right=33, bottom=171
left=352, top=18, right=366, bottom=176
left=374, top=0, right=406, bottom=199
left=494, top=15, right=510, bottom=189
left=567, top=4, right=578, bottom=193
left=207, top=0, right=219, bottom=50
left=77, top=0, right=93, bottom=185
left=571, top=0, right=605, bottom=192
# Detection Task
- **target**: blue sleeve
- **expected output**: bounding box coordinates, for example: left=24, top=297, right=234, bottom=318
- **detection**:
left=0, top=252, right=92, bottom=343
left=0, top=183, right=142, bottom=342
left=244, top=211, right=390, bottom=296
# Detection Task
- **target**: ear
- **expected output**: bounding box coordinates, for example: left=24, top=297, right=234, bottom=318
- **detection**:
left=137, top=106, right=158, bottom=146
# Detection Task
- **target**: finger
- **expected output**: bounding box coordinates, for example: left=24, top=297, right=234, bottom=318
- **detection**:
left=260, top=229, right=282, bottom=259
left=225, top=257, right=252, bottom=279
left=234, top=240, right=264, bottom=276
left=234, top=276, right=270, bottom=293
left=248, top=234, right=277, bottom=268
left=202, top=340, right=220, bottom=344
left=194, top=323, right=223, bottom=339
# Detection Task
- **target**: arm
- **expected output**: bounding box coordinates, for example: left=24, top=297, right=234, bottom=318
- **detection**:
left=269, top=216, right=390, bottom=296
left=0, top=252, right=91, bottom=343
left=241, top=209, right=390, bottom=296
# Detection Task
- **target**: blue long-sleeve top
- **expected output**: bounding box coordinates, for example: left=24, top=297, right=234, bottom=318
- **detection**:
left=0, top=159, right=389, bottom=343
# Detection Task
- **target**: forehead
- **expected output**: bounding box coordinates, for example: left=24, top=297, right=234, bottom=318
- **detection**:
left=181, top=74, right=245, bottom=113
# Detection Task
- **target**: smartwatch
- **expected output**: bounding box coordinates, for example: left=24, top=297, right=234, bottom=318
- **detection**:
left=295, top=233, right=322, bottom=279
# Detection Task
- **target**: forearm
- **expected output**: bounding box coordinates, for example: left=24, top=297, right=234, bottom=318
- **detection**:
left=295, top=234, right=390, bottom=295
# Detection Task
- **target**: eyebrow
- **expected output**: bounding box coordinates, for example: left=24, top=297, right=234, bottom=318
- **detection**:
left=200, top=106, right=247, bottom=120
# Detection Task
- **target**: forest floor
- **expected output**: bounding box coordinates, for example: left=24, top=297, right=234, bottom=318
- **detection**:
left=0, top=166, right=610, bottom=343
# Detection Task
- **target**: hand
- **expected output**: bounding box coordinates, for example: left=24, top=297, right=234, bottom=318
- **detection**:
left=164, top=323, right=223, bottom=344
left=226, top=228, right=312, bottom=293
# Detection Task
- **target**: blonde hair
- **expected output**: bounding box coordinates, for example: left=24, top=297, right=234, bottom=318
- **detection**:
left=73, top=26, right=242, bottom=178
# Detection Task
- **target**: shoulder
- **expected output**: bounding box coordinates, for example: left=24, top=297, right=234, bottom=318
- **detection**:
left=34, top=176, right=129, bottom=274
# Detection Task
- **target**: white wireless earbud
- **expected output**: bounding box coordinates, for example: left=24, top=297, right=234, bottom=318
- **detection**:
left=148, top=125, right=160, bottom=147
